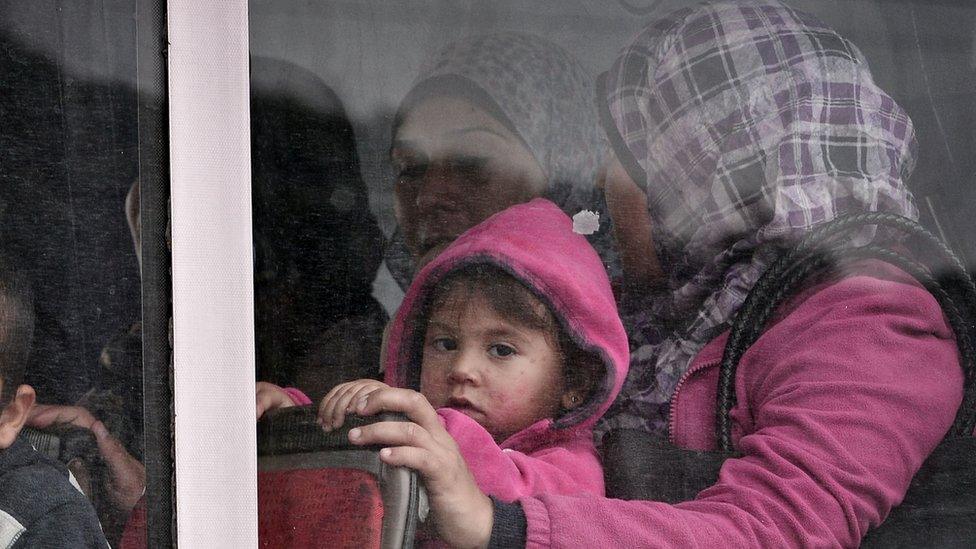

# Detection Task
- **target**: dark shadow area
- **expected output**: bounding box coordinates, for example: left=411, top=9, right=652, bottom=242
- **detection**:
left=251, top=58, right=388, bottom=400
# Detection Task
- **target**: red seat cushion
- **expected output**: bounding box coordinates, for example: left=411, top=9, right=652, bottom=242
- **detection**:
left=259, top=467, right=385, bottom=548
left=119, top=496, right=147, bottom=549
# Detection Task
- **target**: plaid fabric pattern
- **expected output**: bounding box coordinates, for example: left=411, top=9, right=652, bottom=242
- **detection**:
left=598, top=0, right=919, bottom=438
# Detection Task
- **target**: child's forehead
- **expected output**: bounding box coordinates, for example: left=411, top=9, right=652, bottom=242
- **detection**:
left=427, top=282, right=555, bottom=335
left=430, top=279, right=543, bottom=313
left=429, top=285, right=517, bottom=317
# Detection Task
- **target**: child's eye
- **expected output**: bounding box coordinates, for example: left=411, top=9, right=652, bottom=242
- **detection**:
left=431, top=337, right=457, bottom=352
left=487, top=344, right=516, bottom=358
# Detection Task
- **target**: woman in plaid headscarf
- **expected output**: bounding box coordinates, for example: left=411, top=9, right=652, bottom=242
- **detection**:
left=596, top=0, right=922, bottom=439
left=383, top=2, right=963, bottom=547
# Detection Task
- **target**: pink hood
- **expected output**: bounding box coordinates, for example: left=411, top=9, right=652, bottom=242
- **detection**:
left=385, top=198, right=629, bottom=438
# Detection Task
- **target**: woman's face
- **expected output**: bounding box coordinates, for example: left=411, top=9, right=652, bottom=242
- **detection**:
left=392, top=96, right=547, bottom=267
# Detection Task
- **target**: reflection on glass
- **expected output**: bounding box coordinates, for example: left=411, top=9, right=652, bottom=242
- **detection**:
left=251, top=1, right=976, bottom=547
left=0, top=2, right=150, bottom=547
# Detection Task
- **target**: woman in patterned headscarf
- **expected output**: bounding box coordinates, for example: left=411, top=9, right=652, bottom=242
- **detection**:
left=596, top=0, right=923, bottom=438
left=385, top=32, right=616, bottom=285
left=361, top=2, right=963, bottom=547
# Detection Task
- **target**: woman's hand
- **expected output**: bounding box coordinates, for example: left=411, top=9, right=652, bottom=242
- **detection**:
left=318, top=379, right=390, bottom=431
left=350, top=387, right=494, bottom=549
left=255, top=381, right=296, bottom=420
left=27, top=404, right=146, bottom=513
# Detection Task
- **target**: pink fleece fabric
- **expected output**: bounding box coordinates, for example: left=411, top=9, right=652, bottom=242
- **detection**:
left=517, top=261, right=963, bottom=547
left=383, top=198, right=630, bottom=501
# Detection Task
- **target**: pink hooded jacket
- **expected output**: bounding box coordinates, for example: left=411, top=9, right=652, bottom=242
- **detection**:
left=510, top=260, right=962, bottom=547
left=383, top=198, right=630, bottom=502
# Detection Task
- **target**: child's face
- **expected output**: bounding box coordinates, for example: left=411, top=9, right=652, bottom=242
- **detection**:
left=419, top=287, right=565, bottom=443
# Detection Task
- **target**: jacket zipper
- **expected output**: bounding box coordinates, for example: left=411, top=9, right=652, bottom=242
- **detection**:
left=668, top=358, right=721, bottom=445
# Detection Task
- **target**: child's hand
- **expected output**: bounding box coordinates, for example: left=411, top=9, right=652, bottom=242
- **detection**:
left=349, top=387, right=494, bottom=549
left=318, top=379, right=390, bottom=431
left=255, top=382, right=296, bottom=420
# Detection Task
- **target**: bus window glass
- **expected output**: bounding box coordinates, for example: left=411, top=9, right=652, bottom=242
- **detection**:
left=250, top=1, right=975, bottom=545
left=0, top=1, right=167, bottom=546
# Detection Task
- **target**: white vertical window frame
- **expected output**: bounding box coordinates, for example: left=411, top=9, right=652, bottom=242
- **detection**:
left=168, top=1, right=256, bottom=547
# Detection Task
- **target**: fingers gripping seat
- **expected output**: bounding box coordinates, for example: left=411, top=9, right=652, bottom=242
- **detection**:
left=257, top=406, right=423, bottom=549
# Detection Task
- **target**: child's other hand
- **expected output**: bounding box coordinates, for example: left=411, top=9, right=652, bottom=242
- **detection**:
left=255, top=382, right=296, bottom=420
left=318, top=379, right=390, bottom=431
left=350, top=387, right=493, bottom=549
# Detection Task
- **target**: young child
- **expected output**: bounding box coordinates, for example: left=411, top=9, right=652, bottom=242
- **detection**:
left=258, top=198, right=630, bottom=505
left=0, top=263, right=110, bottom=548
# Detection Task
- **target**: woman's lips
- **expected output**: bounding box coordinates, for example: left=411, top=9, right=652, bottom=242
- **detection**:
left=416, top=212, right=468, bottom=253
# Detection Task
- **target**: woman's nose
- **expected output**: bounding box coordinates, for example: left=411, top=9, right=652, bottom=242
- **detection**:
left=415, top=163, right=460, bottom=210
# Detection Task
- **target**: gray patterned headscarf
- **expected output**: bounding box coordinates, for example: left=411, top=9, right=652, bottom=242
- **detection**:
left=597, top=0, right=919, bottom=438
left=385, top=32, right=615, bottom=288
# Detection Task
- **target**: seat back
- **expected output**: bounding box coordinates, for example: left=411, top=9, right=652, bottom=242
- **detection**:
left=257, top=406, right=421, bottom=549
left=18, top=426, right=99, bottom=497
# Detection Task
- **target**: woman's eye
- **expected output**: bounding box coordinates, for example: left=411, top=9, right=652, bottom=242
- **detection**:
left=448, top=157, right=490, bottom=185
left=431, top=337, right=457, bottom=352
left=488, top=344, right=516, bottom=358
left=396, top=163, right=427, bottom=183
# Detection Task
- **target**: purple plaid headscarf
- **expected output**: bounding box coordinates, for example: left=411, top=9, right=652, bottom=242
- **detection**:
left=597, top=0, right=919, bottom=438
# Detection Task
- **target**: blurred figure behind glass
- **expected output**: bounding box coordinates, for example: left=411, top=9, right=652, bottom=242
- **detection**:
left=251, top=57, right=387, bottom=399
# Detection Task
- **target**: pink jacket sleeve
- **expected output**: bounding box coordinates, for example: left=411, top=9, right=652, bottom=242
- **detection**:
left=516, top=273, right=963, bottom=548
left=437, top=409, right=604, bottom=502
